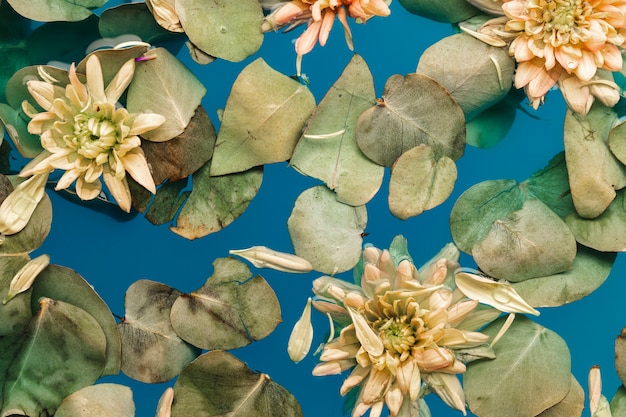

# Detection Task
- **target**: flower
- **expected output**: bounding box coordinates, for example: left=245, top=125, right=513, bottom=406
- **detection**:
left=474, top=0, right=626, bottom=113
left=20, top=55, right=165, bottom=212
left=293, top=237, right=537, bottom=417
left=262, top=0, right=391, bottom=74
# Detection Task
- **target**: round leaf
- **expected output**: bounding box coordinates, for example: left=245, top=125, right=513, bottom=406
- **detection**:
left=536, top=375, right=584, bottom=417
left=119, top=280, right=200, bottom=383
left=55, top=384, right=135, bottom=417
left=176, top=0, right=263, bottom=62
left=417, top=33, right=514, bottom=120
left=355, top=72, right=465, bottom=167
left=290, top=54, right=383, bottom=206
left=288, top=186, right=367, bottom=274
left=99, top=3, right=182, bottom=44
left=0, top=255, right=31, bottom=336
left=170, top=257, right=281, bottom=350
left=465, top=316, right=572, bottom=417
left=172, top=350, right=303, bottom=417
left=397, top=0, right=480, bottom=23
left=211, top=58, right=316, bottom=176
left=525, top=152, right=575, bottom=219
left=6, top=0, right=102, bottom=22
left=388, top=144, right=457, bottom=219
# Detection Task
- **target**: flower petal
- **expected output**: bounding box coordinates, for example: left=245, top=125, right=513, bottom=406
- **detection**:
left=3, top=254, right=50, bottom=304
left=288, top=298, right=314, bottom=363
left=86, top=55, right=106, bottom=103
left=105, top=58, right=135, bottom=104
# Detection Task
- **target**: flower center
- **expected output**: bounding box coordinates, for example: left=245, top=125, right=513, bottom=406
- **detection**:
left=380, top=317, right=416, bottom=356
left=73, top=103, right=119, bottom=161
left=537, top=0, right=591, bottom=46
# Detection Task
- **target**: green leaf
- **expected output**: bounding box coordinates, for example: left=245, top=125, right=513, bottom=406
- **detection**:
left=465, top=316, right=572, bottom=417
left=564, top=103, right=626, bottom=218
left=355, top=72, right=465, bottom=167
left=290, top=54, right=383, bottom=206
left=118, top=279, right=200, bottom=383
left=616, top=328, right=626, bottom=387
left=6, top=64, right=71, bottom=109
left=127, top=47, right=206, bottom=142
left=55, top=384, right=135, bottom=417
left=0, top=3, right=28, bottom=103
left=388, top=144, right=457, bottom=219
left=211, top=58, right=316, bottom=176
left=397, top=0, right=480, bottom=23
left=416, top=33, right=514, bottom=121
left=30, top=264, right=121, bottom=376
left=0, top=255, right=31, bottom=336
left=611, top=385, right=626, bottom=417
left=99, top=3, right=182, bottom=44
left=511, top=245, right=615, bottom=307
left=472, top=198, right=577, bottom=281
left=76, top=45, right=148, bottom=87
left=6, top=0, right=102, bottom=22
left=170, top=257, right=281, bottom=350
left=288, top=186, right=367, bottom=274
left=535, top=375, right=584, bottom=417
left=465, top=99, right=516, bottom=148
left=0, top=103, right=43, bottom=158
left=525, top=152, right=575, bottom=220
left=0, top=298, right=107, bottom=417
left=172, top=350, right=303, bottom=417
left=175, top=0, right=263, bottom=62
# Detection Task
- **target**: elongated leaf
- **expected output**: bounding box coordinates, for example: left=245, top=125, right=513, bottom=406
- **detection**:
left=55, top=384, right=135, bottom=417
left=127, top=47, right=206, bottom=142
left=170, top=257, right=281, bottom=350
left=172, top=350, right=303, bottom=417
left=211, top=58, right=316, bottom=176
left=290, top=54, right=383, bottom=206
left=288, top=186, right=367, bottom=274
left=536, top=375, right=584, bottom=417
left=6, top=0, right=102, bottom=22
left=356, top=72, right=465, bottom=167
left=465, top=316, right=571, bottom=417
left=118, top=280, right=199, bottom=383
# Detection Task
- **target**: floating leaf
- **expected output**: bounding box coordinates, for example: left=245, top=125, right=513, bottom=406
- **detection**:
left=290, top=54, right=383, bottom=206
left=211, top=58, right=315, bottom=176
left=288, top=186, right=367, bottom=274
left=611, top=385, right=626, bottom=417
left=465, top=98, right=516, bottom=148
left=99, top=3, right=182, bottom=44
left=0, top=103, right=43, bottom=158
left=397, top=0, right=480, bottom=23
left=388, top=144, right=457, bottom=219
left=6, top=0, right=103, bottom=22
left=176, top=0, right=263, bottom=62
left=472, top=198, right=577, bottom=281
left=76, top=45, right=149, bottom=87
left=134, top=177, right=189, bottom=225
left=564, top=103, right=626, bottom=218
left=536, top=375, right=584, bottom=417
left=465, top=316, right=571, bottom=417
left=525, top=152, right=575, bottom=219
left=417, top=33, right=514, bottom=120
left=0, top=298, right=107, bottom=417
left=0, top=255, right=31, bottom=336
left=511, top=245, right=615, bottom=307
left=171, top=350, right=303, bottom=417
left=127, top=47, right=206, bottom=142
left=55, top=384, right=135, bottom=417
left=118, top=279, right=199, bottom=383
left=170, top=257, right=281, bottom=350
left=356, top=72, right=465, bottom=167
left=616, top=327, right=626, bottom=387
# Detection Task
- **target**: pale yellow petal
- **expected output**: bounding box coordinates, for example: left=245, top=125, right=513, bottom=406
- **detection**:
left=105, top=58, right=135, bottom=103
left=3, top=254, right=50, bottom=304
left=423, top=373, right=467, bottom=415
left=128, top=112, right=166, bottom=136
left=155, top=387, right=174, bottom=417
left=340, top=364, right=369, bottom=395
left=76, top=175, right=103, bottom=202
left=348, top=307, right=384, bottom=356
left=0, top=172, right=49, bottom=235
left=120, top=148, right=156, bottom=193
left=102, top=169, right=130, bottom=212
left=312, top=358, right=356, bottom=376
left=287, top=298, right=314, bottom=363
left=86, top=55, right=106, bottom=103
left=229, top=246, right=312, bottom=273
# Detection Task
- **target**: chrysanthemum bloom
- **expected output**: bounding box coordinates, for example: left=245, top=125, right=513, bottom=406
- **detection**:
left=20, top=55, right=165, bottom=212
left=289, top=237, right=538, bottom=417
left=262, top=0, right=391, bottom=74
left=473, top=0, right=625, bottom=113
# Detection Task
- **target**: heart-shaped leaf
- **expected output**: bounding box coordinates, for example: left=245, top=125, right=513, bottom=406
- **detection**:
left=54, top=384, right=135, bottom=417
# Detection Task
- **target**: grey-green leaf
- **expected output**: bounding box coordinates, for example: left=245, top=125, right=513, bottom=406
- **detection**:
left=0, top=255, right=31, bottom=336
left=170, top=257, right=281, bottom=350
left=55, top=384, right=135, bottom=417
left=288, top=186, right=367, bottom=274
left=0, top=103, right=43, bottom=158
left=6, top=0, right=102, bottom=22
left=535, top=375, right=584, bottom=417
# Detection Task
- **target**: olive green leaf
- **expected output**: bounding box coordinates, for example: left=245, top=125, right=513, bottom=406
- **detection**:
left=99, top=3, right=182, bottom=44
left=397, top=0, right=480, bottom=23
left=130, top=176, right=189, bottom=225
left=118, top=279, right=200, bottom=383
left=175, top=0, right=263, bottom=62
left=0, top=103, right=42, bottom=158
left=564, top=103, right=626, bottom=219
left=288, top=186, right=367, bottom=274
left=290, top=54, right=383, bottom=206
left=0, top=255, right=31, bottom=336
left=54, top=384, right=135, bottom=417
left=465, top=316, right=572, bottom=417
left=611, top=385, right=626, bottom=417
left=170, top=257, right=281, bottom=350
left=6, top=0, right=103, bottom=22
left=616, top=328, right=626, bottom=387
left=211, top=58, right=316, bottom=176
left=524, top=152, right=575, bottom=219
left=416, top=33, right=514, bottom=121
left=511, top=245, right=615, bottom=307
left=76, top=45, right=149, bottom=87
left=388, top=144, right=457, bottom=219
left=355, top=72, right=465, bottom=167
left=171, top=350, right=303, bottom=417
left=127, top=47, right=206, bottom=142
left=535, top=375, right=584, bottom=417
left=30, top=264, right=121, bottom=376
left=0, top=298, right=107, bottom=417
left=472, top=198, right=577, bottom=281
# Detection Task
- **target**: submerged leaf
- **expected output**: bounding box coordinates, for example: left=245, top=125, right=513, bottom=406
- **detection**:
left=397, top=0, right=480, bottom=23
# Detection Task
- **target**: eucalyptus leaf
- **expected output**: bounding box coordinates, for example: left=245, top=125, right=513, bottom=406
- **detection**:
left=30, top=264, right=121, bottom=376
left=472, top=198, right=577, bottom=281
left=388, top=144, right=457, bottom=219
left=176, top=0, right=263, bottom=62
left=288, top=186, right=367, bottom=274
left=5, top=64, right=71, bottom=110
left=6, top=0, right=102, bottom=22
left=290, top=54, right=383, bottom=206
left=118, top=279, right=200, bottom=383
left=397, top=0, right=480, bottom=23
left=535, top=375, right=584, bottom=417
left=511, top=245, right=615, bottom=307
left=417, top=33, right=514, bottom=120
left=211, top=58, right=316, bottom=176
left=54, top=384, right=135, bottom=417
left=465, top=316, right=572, bottom=417
left=99, top=3, right=182, bottom=44
left=0, top=103, right=42, bottom=158
left=465, top=98, right=516, bottom=148
left=134, top=177, right=189, bottom=225
left=564, top=103, right=626, bottom=219
left=76, top=45, right=148, bottom=87
left=611, top=385, right=626, bottom=417
left=524, top=152, right=575, bottom=220
left=0, top=255, right=31, bottom=336
left=0, top=298, right=107, bottom=417
left=617, top=328, right=626, bottom=387
left=171, top=350, right=303, bottom=417
left=355, top=72, right=465, bottom=167
left=127, top=47, right=206, bottom=142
